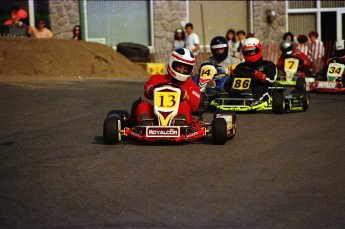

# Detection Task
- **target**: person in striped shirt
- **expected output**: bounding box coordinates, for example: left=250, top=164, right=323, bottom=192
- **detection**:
left=308, top=31, right=325, bottom=72
left=296, top=34, right=309, bottom=56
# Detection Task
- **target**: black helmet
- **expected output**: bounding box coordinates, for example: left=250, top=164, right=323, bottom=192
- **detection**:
left=210, top=36, right=229, bottom=62
left=280, top=40, right=293, bottom=54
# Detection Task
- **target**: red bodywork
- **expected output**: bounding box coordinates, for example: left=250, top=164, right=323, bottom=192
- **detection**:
left=123, top=124, right=207, bottom=142
left=310, top=81, right=345, bottom=93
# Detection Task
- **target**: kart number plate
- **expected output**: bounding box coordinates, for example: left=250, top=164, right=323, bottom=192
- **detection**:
left=154, top=91, right=179, bottom=109
left=327, top=63, right=344, bottom=80
left=200, top=65, right=217, bottom=80
left=146, top=126, right=180, bottom=138
left=232, top=78, right=251, bottom=90
left=284, top=58, right=299, bottom=72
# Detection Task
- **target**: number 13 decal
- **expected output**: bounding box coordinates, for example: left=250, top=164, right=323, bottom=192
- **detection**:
left=159, top=94, right=176, bottom=108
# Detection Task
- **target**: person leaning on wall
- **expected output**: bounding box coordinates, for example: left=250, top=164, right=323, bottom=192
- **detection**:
left=28, top=19, right=53, bottom=39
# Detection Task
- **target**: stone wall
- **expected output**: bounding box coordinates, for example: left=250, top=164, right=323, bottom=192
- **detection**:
left=152, top=1, right=187, bottom=61
left=48, top=0, right=80, bottom=39
left=252, top=1, right=287, bottom=45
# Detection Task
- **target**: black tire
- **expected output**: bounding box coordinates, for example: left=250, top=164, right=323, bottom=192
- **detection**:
left=301, top=91, right=310, bottom=112
left=117, top=42, right=150, bottom=62
left=103, top=117, right=121, bottom=145
left=130, top=98, right=142, bottom=124
left=198, top=92, right=208, bottom=111
left=107, top=110, right=129, bottom=118
left=272, top=93, right=285, bottom=114
left=212, top=118, right=227, bottom=145
left=213, top=110, right=236, bottom=123
left=296, top=77, right=306, bottom=90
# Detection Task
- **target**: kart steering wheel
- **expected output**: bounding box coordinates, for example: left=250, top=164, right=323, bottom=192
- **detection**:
left=153, top=82, right=182, bottom=90
left=233, top=65, right=255, bottom=77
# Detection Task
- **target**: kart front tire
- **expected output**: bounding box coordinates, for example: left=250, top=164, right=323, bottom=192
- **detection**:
left=296, top=77, right=306, bottom=90
left=107, top=110, right=129, bottom=118
left=103, top=117, right=121, bottom=145
left=212, top=118, right=227, bottom=145
left=272, top=93, right=285, bottom=114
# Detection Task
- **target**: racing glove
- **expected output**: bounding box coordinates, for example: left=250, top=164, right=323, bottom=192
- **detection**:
left=216, top=66, right=229, bottom=75
left=252, top=70, right=267, bottom=82
left=145, top=85, right=154, bottom=99
left=180, top=89, right=189, bottom=101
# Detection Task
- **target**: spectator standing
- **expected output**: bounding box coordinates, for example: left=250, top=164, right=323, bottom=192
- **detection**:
left=72, top=25, right=81, bottom=40
left=296, top=34, right=309, bottom=56
left=3, top=4, right=28, bottom=28
left=282, top=32, right=295, bottom=43
left=173, top=28, right=185, bottom=50
left=225, top=29, right=236, bottom=57
left=28, top=19, right=53, bottom=39
left=308, top=31, right=325, bottom=72
left=185, top=23, right=200, bottom=57
left=234, top=30, right=246, bottom=59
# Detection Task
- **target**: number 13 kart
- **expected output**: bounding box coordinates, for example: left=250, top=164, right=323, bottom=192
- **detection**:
left=103, top=83, right=236, bottom=145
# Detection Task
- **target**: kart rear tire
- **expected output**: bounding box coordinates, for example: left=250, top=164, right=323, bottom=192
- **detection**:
left=103, top=117, right=121, bottom=145
left=272, top=93, right=285, bottom=114
left=214, top=110, right=236, bottom=123
left=302, top=91, right=310, bottom=112
left=212, top=118, right=227, bottom=145
left=296, top=77, right=306, bottom=90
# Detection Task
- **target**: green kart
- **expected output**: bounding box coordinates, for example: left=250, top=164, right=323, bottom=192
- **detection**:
left=208, top=66, right=310, bottom=114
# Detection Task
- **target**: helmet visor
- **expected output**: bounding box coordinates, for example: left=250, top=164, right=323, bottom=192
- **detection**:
left=172, top=61, right=193, bottom=75
left=243, top=47, right=258, bottom=57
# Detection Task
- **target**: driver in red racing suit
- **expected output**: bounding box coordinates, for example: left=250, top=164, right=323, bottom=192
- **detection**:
left=136, top=48, right=201, bottom=125
left=277, top=40, right=311, bottom=77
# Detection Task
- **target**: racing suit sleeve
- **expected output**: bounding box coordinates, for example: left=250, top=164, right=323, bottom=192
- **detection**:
left=277, top=56, right=284, bottom=73
left=183, top=79, right=201, bottom=112
left=144, top=74, right=167, bottom=99
left=296, top=52, right=311, bottom=69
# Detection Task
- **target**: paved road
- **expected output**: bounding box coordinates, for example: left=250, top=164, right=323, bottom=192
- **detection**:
left=0, top=79, right=344, bottom=229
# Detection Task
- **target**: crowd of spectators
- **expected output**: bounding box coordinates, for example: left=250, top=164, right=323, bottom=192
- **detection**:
left=2, top=3, right=80, bottom=40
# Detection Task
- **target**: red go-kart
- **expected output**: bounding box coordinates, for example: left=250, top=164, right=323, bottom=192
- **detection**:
left=103, top=83, right=236, bottom=145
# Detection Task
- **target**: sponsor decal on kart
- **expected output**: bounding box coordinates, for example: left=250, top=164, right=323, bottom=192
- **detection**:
left=317, top=81, right=337, bottom=88
left=146, top=126, right=180, bottom=138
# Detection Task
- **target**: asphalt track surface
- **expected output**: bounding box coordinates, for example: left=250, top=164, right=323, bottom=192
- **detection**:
left=0, top=79, right=344, bottom=229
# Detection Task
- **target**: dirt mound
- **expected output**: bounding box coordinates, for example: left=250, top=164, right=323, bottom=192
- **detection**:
left=0, top=37, right=149, bottom=79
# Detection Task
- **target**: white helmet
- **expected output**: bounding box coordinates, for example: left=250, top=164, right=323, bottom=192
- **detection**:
left=167, top=48, right=196, bottom=81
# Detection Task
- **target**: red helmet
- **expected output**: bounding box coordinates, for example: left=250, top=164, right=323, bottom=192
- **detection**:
left=242, top=38, right=262, bottom=62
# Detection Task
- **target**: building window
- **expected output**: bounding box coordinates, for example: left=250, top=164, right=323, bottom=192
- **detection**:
left=320, top=1, right=345, bottom=8
left=288, top=0, right=316, bottom=9
left=288, top=13, right=316, bottom=38
left=85, top=0, right=152, bottom=47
